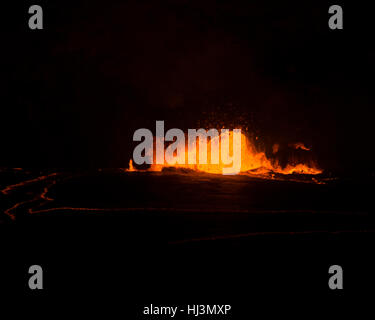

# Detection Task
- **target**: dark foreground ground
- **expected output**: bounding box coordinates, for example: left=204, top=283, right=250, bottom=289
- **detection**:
left=0, top=168, right=374, bottom=316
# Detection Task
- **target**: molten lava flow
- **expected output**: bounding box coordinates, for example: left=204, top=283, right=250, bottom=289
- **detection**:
left=128, top=131, right=322, bottom=176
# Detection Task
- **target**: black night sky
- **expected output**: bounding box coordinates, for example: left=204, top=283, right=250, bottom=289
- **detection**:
left=1, top=1, right=374, bottom=173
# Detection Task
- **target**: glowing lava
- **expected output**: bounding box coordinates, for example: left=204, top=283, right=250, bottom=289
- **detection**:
left=128, top=131, right=322, bottom=176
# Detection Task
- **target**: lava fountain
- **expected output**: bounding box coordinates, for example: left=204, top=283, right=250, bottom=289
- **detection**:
left=128, top=130, right=322, bottom=177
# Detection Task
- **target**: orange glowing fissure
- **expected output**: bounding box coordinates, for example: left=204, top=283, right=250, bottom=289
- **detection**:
left=128, top=131, right=322, bottom=176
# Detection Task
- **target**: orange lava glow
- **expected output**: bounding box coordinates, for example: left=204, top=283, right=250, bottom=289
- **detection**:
left=128, top=131, right=322, bottom=176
